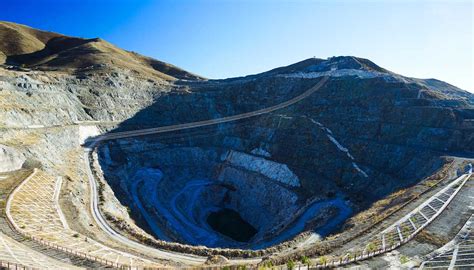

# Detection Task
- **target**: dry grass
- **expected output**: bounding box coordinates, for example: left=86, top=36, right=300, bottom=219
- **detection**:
left=347, top=188, right=413, bottom=226
left=1, top=130, right=41, bottom=147
left=345, top=160, right=454, bottom=229
left=415, top=230, right=448, bottom=247
left=0, top=21, right=58, bottom=57
left=0, top=169, right=33, bottom=217
left=1, top=21, right=203, bottom=81
left=54, top=147, right=85, bottom=182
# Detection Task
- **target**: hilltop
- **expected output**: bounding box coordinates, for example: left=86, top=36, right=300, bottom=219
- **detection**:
left=0, top=21, right=203, bottom=80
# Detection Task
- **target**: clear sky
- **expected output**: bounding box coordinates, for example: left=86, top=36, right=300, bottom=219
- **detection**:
left=2, top=0, right=473, bottom=91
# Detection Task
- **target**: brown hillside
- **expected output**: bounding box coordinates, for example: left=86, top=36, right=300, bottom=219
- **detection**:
left=0, top=21, right=203, bottom=80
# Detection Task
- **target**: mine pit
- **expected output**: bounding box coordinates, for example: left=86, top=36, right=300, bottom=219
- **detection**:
left=2, top=18, right=474, bottom=269
left=207, top=208, right=258, bottom=242
left=98, top=131, right=355, bottom=249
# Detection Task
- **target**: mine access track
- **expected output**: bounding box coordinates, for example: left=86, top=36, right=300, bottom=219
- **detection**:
left=85, top=76, right=329, bottom=144
left=80, top=77, right=330, bottom=266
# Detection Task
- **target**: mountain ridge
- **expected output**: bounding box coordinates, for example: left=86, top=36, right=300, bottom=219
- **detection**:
left=1, top=21, right=472, bottom=104
left=1, top=20, right=474, bottom=267
left=0, top=21, right=204, bottom=81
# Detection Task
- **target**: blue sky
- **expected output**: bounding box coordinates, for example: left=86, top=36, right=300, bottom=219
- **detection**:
left=1, top=0, right=473, bottom=91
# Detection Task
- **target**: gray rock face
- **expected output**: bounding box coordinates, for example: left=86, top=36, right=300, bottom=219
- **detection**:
left=223, top=150, right=301, bottom=187
left=1, top=56, right=473, bottom=251
left=0, top=69, right=170, bottom=128
left=94, top=57, right=474, bottom=249
left=0, top=144, right=25, bottom=172
left=98, top=144, right=305, bottom=248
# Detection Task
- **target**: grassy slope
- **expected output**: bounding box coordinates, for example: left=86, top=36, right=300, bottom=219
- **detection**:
left=0, top=21, right=203, bottom=81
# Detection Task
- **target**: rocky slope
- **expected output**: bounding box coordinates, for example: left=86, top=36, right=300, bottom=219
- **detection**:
left=1, top=21, right=473, bottom=254
left=95, top=56, right=473, bottom=249
left=0, top=144, right=25, bottom=172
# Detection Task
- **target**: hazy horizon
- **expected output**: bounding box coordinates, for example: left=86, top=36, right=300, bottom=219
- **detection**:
left=1, top=0, right=473, bottom=91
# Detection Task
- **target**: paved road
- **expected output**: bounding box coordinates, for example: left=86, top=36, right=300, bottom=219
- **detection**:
left=2, top=121, right=120, bottom=130
left=85, top=76, right=329, bottom=144
left=380, top=173, right=471, bottom=236
left=304, top=173, right=472, bottom=269
left=84, top=152, right=209, bottom=266
left=82, top=77, right=329, bottom=266
left=420, top=215, right=474, bottom=269
left=420, top=214, right=474, bottom=269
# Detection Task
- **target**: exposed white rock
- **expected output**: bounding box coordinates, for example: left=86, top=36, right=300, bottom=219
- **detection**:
left=0, top=144, right=25, bottom=172
left=279, top=68, right=405, bottom=83
left=26, top=124, right=45, bottom=129
left=0, top=80, right=15, bottom=91
left=327, top=134, right=349, bottom=155
left=352, top=162, right=369, bottom=178
left=223, top=150, right=300, bottom=187
left=78, top=125, right=100, bottom=145
left=305, top=116, right=368, bottom=177
left=250, top=147, right=271, bottom=158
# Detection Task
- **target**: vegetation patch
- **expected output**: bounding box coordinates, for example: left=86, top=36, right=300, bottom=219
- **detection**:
left=415, top=230, right=448, bottom=247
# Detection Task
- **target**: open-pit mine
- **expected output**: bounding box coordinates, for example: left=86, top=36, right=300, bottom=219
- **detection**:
left=0, top=21, right=473, bottom=269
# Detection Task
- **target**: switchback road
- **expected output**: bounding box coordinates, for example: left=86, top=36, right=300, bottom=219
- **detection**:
left=83, top=77, right=329, bottom=266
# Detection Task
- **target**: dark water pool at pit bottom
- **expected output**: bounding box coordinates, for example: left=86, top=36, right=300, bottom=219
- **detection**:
left=206, top=208, right=258, bottom=242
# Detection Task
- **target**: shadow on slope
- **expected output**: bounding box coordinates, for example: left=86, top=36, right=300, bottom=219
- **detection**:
left=89, top=73, right=474, bottom=249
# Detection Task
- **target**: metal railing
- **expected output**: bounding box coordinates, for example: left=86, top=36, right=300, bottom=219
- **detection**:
left=0, top=259, right=35, bottom=270
left=2, top=162, right=467, bottom=270
left=4, top=170, right=135, bottom=269
left=307, top=173, right=471, bottom=269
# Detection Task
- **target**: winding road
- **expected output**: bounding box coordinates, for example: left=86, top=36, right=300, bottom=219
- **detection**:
left=84, top=151, right=208, bottom=265
left=83, top=77, right=329, bottom=266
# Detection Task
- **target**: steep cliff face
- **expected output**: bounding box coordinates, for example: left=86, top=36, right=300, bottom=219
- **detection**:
left=1, top=22, right=473, bottom=250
